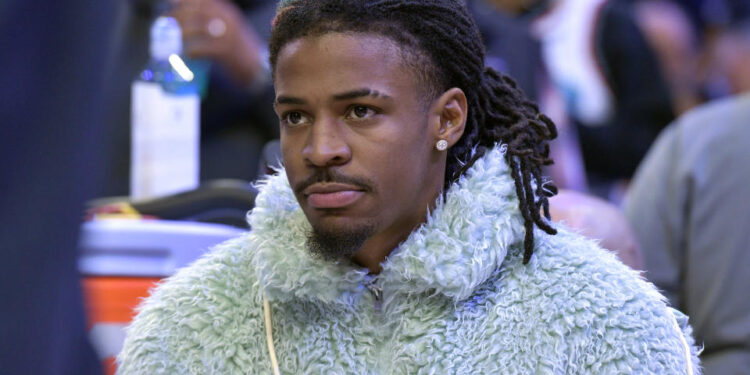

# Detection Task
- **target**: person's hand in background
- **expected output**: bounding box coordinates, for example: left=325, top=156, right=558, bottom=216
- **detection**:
left=170, top=0, right=267, bottom=86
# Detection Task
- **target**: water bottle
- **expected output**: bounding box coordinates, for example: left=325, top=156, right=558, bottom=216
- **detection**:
left=130, top=16, right=200, bottom=200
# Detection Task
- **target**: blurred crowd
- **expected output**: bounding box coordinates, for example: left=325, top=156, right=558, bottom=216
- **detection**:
left=99, top=0, right=750, bottom=200
left=471, top=0, right=750, bottom=202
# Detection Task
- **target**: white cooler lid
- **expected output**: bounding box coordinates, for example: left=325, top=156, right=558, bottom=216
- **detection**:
left=78, top=219, right=245, bottom=277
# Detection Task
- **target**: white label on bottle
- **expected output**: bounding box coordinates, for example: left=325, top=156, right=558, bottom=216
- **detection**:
left=130, top=81, right=200, bottom=200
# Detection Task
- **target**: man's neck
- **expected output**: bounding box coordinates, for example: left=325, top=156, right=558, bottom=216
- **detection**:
left=348, top=165, right=446, bottom=274
left=351, top=247, right=389, bottom=274
left=349, top=189, right=442, bottom=274
left=350, top=218, right=423, bottom=274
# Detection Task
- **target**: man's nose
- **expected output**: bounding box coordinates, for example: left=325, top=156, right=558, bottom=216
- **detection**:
left=302, top=116, right=352, bottom=167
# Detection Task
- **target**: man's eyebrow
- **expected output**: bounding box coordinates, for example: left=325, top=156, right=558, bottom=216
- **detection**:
left=275, top=89, right=391, bottom=106
left=275, top=95, right=307, bottom=105
left=332, top=88, right=392, bottom=101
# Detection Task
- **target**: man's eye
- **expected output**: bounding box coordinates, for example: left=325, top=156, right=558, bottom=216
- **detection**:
left=348, top=106, right=375, bottom=120
left=283, top=111, right=309, bottom=126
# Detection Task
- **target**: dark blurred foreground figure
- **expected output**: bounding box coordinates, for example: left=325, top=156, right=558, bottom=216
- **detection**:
left=626, top=93, right=750, bottom=374
left=118, top=0, right=700, bottom=373
left=0, top=0, right=115, bottom=373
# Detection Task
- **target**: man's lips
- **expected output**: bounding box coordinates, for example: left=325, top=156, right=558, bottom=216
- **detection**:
left=303, top=183, right=365, bottom=209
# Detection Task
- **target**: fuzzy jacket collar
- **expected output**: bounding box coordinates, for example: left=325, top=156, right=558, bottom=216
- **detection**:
left=248, top=145, right=529, bottom=306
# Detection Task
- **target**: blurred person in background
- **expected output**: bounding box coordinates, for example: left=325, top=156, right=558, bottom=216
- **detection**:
left=626, top=91, right=750, bottom=374
left=99, top=0, right=278, bottom=197
left=709, top=20, right=750, bottom=95
left=634, top=0, right=703, bottom=115
left=626, top=12, right=750, bottom=373
left=485, top=0, right=675, bottom=203
left=676, top=0, right=750, bottom=100
left=0, top=0, right=116, bottom=373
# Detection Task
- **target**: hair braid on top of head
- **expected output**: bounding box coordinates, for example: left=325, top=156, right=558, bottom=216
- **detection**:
left=270, top=0, right=558, bottom=264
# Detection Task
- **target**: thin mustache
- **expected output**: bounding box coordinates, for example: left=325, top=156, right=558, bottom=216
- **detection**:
left=294, top=169, right=373, bottom=195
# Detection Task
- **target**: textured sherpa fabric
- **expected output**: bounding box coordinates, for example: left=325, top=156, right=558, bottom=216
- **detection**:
left=117, top=146, right=701, bottom=374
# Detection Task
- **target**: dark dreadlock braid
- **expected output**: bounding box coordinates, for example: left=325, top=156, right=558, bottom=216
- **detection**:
left=269, top=0, right=558, bottom=264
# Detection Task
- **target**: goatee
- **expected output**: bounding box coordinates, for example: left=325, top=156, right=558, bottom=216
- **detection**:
left=306, top=223, right=375, bottom=261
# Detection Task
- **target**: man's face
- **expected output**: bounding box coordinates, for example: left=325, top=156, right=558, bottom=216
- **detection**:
left=274, top=33, right=446, bottom=260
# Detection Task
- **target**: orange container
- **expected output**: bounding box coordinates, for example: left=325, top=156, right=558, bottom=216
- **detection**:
left=77, top=219, right=244, bottom=374
left=82, top=276, right=162, bottom=375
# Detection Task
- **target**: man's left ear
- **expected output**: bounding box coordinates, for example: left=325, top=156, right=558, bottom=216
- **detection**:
left=431, top=87, right=467, bottom=149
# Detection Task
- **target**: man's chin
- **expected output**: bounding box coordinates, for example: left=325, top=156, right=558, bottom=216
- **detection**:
left=306, top=222, right=375, bottom=261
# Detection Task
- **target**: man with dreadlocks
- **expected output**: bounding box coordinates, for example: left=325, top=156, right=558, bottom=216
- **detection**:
left=118, top=0, right=700, bottom=373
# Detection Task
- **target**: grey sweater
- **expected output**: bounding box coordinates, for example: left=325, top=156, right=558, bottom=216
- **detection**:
left=627, top=93, right=750, bottom=374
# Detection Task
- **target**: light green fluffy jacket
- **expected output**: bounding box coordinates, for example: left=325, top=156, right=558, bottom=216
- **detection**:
left=118, top=146, right=701, bottom=374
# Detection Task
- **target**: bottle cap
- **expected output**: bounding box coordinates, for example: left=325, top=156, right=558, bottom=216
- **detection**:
left=150, top=17, right=183, bottom=60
